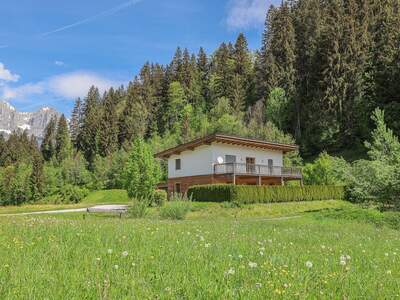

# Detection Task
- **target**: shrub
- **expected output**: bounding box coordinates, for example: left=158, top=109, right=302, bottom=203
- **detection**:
left=59, top=184, right=89, bottom=203
left=187, top=184, right=344, bottom=204
left=160, top=201, right=192, bottom=220
left=128, top=199, right=150, bottom=218
left=169, top=192, right=192, bottom=202
left=152, top=190, right=167, bottom=207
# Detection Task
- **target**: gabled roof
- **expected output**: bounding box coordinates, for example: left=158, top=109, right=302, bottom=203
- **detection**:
left=155, top=133, right=298, bottom=159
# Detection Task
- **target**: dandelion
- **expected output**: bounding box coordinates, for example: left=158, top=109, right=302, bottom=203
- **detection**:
left=321, top=245, right=326, bottom=249
left=114, top=265, right=119, bottom=270
left=255, top=283, right=262, bottom=289
left=387, top=270, right=392, bottom=275
left=165, top=287, right=171, bottom=292
left=340, top=260, right=347, bottom=266
left=224, top=267, right=235, bottom=276
left=107, top=249, right=113, bottom=254
left=259, top=251, right=264, bottom=256
left=305, top=261, right=313, bottom=269
left=96, top=257, right=101, bottom=261
left=122, top=251, right=128, bottom=257
left=205, top=243, right=211, bottom=248
left=283, top=283, right=289, bottom=289
left=238, top=254, right=243, bottom=259
left=385, top=253, right=389, bottom=257
left=248, top=261, right=258, bottom=268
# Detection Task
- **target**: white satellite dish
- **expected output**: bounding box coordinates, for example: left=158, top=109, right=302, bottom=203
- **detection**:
left=217, top=156, right=224, bottom=164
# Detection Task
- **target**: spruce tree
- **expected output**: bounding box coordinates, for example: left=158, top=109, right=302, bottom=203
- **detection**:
left=30, top=151, right=44, bottom=201
left=55, top=114, right=71, bottom=163
left=99, top=88, right=119, bottom=156
left=41, top=117, right=57, bottom=161
left=70, top=98, right=82, bottom=148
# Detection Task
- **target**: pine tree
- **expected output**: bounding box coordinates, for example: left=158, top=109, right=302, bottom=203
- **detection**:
left=78, top=86, right=101, bottom=166
left=118, top=79, right=149, bottom=147
left=30, top=151, right=44, bottom=201
left=55, top=114, right=71, bottom=163
left=41, top=117, right=57, bottom=161
left=99, top=88, right=119, bottom=156
left=70, top=98, right=82, bottom=148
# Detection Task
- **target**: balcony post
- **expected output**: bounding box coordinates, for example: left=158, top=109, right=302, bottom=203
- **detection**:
left=281, top=177, right=285, bottom=186
left=257, top=176, right=261, bottom=186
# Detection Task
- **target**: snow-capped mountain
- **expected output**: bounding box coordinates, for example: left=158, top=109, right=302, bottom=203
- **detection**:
left=0, top=101, right=60, bottom=138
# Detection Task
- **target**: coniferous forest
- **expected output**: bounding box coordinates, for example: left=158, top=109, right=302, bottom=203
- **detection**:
left=1, top=0, right=400, bottom=206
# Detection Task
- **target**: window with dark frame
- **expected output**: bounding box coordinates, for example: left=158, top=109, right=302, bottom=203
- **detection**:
left=175, top=158, right=181, bottom=170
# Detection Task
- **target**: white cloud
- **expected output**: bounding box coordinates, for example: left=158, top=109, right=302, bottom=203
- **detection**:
left=47, top=72, right=120, bottom=99
left=54, top=61, right=65, bottom=66
left=2, top=82, right=44, bottom=100
left=226, top=0, right=270, bottom=30
left=0, top=62, right=20, bottom=82
left=1, top=71, right=122, bottom=102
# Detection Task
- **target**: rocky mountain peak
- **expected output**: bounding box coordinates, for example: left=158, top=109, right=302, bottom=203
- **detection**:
left=0, top=100, right=61, bottom=138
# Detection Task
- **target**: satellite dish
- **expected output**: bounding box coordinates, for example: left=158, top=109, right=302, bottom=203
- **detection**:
left=217, top=156, right=224, bottom=164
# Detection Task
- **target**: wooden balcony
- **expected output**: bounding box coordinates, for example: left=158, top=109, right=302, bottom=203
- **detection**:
left=213, top=163, right=302, bottom=178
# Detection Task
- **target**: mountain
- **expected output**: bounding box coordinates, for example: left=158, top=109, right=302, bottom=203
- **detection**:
left=0, top=101, right=61, bottom=138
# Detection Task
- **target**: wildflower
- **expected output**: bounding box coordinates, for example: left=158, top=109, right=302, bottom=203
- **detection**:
left=340, top=260, right=347, bottom=266
left=165, top=287, right=171, bottom=292
left=385, top=253, right=389, bottom=257
left=283, top=283, right=289, bottom=289
left=255, top=283, right=262, bottom=289
left=114, top=265, right=119, bottom=270
left=96, top=257, right=101, bottom=261
left=224, top=267, right=235, bottom=276
left=321, top=245, right=326, bottom=249
left=238, top=254, right=243, bottom=259
left=122, top=251, right=128, bottom=257
left=205, top=243, right=211, bottom=248
left=107, top=249, right=113, bottom=254
left=248, top=261, right=258, bottom=268
left=387, top=270, right=392, bottom=275
left=259, top=251, right=264, bottom=256
left=305, top=261, right=313, bottom=269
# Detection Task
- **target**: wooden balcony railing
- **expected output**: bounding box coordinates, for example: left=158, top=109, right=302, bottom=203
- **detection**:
left=213, top=163, right=302, bottom=178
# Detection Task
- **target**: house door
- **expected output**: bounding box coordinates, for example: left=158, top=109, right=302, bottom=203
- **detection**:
left=246, top=157, right=256, bottom=174
left=225, top=155, right=236, bottom=173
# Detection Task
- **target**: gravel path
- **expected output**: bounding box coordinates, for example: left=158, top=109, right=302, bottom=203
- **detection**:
left=0, top=205, right=129, bottom=217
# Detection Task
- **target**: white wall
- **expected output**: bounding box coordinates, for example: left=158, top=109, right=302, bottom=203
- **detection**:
left=167, top=142, right=284, bottom=178
left=210, top=143, right=283, bottom=167
left=168, top=145, right=213, bottom=178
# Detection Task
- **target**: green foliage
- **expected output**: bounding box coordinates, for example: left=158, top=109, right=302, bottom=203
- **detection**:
left=314, top=207, right=400, bottom=230
left=55, top=114, right=72, bottom=163
left=0, top=163, right=32, bottom=205
left=303, top=152, right=350, bottom=185
left=128, top=199, right=150, bottom=218
left=188, top=184, right=344, bottom=204
left=153, top=190, right=167, bottom=207
left=265, top=88, right=289, bottom=130
left=160, top=201, right=192, bottom=220
left=123, top=138, right=161, bottom=200
left=58, top=184, right=89, bottom=204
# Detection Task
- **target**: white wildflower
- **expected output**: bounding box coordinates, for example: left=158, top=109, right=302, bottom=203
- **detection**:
left=305, top=261, right=313, bottom=269
left=387, top=270, right=392, bottom=275
left=238, top=254, right=243, bottom=259
left=114, top=265, right=119, bottom=270
left=248, top=261, right=258, bottom=268
left=340, top=260, right=347, bottom=266
left=205, top=243, right=211, bottom=248
left=224, top=267, right=235, bottom=276
left=107, top=249, right=113, bottom=254
left=255, top=283, right=262, bottom=289
left=122, top=251, right=128, bottom=257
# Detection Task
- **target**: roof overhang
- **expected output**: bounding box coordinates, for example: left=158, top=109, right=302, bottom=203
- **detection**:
left=155, top=134, right=298, bottom=159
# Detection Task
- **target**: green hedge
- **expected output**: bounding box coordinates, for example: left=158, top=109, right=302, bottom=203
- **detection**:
left=187, top=184, right=344, bottom=204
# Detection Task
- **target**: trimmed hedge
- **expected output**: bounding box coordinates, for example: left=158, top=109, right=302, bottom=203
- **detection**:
left=187, top=184, right=344, bottom=204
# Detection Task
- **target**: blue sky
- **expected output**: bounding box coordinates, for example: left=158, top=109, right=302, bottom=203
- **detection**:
left=0, top=0, right=279, bottom=115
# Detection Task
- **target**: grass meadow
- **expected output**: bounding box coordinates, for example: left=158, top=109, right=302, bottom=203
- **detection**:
left=0, top=200, right=399, bottom=299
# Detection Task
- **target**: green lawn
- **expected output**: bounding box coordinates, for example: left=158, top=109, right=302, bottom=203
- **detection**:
left=0, top=189, right=129, bottom=215
left=0, top=201, right=399, bottom=299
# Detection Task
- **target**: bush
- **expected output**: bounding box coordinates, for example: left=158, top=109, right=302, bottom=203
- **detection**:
left=160, top=201, right=192, bottom=220
left=187, top=184, right=345, bottom=204
left=128, top=199, right=150, bottom=218
left=59, top=184, right=89, bottom=203
left=152, top=190, right=167, bottom=207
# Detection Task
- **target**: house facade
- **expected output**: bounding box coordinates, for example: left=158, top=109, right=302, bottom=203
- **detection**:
left=156, top=134, right=302, bottom=194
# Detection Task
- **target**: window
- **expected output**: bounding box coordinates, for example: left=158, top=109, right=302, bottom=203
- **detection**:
left=175, top=183, right=181, bottom=194
left=175, top=159, right=181, bottom=170
left=225, top=155, right=236, bottom=163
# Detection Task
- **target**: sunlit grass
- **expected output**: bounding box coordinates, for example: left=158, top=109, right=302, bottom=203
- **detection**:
left=0, top=205, right=399, bottom=299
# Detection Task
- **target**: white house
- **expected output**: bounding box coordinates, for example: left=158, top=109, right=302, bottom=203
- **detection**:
left=156, top=134, right=302, bottom=194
